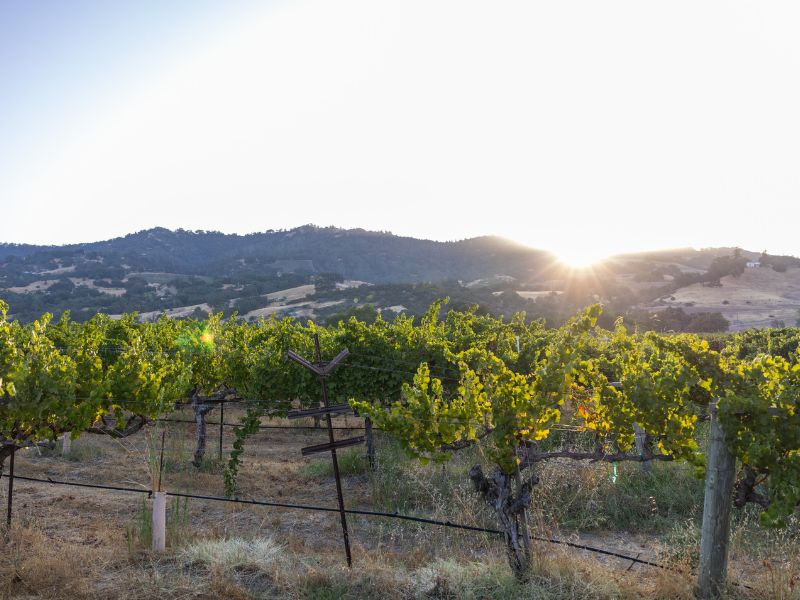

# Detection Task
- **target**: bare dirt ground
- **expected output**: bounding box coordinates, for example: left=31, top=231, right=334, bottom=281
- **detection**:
left=0, top=407, right=790, bottom=598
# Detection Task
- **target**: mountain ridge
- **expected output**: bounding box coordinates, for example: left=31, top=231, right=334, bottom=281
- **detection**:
left=0, top=225, right=556, bottom=283
left=1, top=225, right=798, bottom=330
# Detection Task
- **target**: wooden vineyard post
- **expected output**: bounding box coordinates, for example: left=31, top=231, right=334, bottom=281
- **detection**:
left=287, top=335, right=360, bottom=567
left=698, top=401, right=736, bottom=598
left=62, top=432, right=72, bottom=456
left=365, top=417, right=375, bottom=470
left=633, top=424, right=651, bottom=474
left=218, top=401, right=224, bottom=461
left=610, top=383, right=652, bottom=474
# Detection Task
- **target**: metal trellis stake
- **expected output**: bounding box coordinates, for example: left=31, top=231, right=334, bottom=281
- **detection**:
left=6, top=444, right=15, bottom=528
left=287, top=334, right=359, bottom=567
left=219, top=401, right=224, bottom=461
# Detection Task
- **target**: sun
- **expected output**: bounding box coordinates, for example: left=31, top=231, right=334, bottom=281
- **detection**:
left=554, top=248, right=608, bottom=270
left=511, top=235, right=614, bottom=270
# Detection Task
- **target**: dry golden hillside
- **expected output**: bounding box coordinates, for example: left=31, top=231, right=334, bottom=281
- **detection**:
left=650, top=267, right=800, bottom=330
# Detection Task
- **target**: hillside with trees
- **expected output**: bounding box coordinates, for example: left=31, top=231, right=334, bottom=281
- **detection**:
left=1, top=226, right=797, bottom=331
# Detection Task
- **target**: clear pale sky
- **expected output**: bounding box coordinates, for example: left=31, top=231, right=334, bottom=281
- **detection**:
left=2, top=1, right=799, bottom=265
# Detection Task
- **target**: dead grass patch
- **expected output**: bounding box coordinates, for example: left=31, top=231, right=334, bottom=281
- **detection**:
left=0, top=524, right=110, bottom=599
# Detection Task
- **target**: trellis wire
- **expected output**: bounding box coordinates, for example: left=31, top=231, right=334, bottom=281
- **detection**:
left=7, top=472, right=675, bottom=572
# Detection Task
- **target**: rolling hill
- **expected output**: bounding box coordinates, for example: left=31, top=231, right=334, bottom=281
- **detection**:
left=1, top=226, right=798, bottom=330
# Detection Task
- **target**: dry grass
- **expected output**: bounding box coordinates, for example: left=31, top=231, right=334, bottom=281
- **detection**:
left=162, top=541, right=648, bottom=599
left=0, top=524, right=111, bottom=599
left=0, top=407, right=793, bottom=598
left=176, top=537, right=283, bottom=571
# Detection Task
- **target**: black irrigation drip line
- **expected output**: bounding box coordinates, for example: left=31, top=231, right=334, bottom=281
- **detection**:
left=48, top=343, right=534, bottom=376
left=341, top=362, right=462, bottom=383
left=10, top=472, right=677, bottom=573
left=53, top=344, right=183, bottom=357
left=0, top=396, right=610, bottom=438
left=31, top=396, right=245, bottom=407
left=50, top=392, right=601, bottom=433
left=47, top=343, right=465, bottom=379
left=46, top=345, right=474, bottom=375
left=158, top=415, right=588, bottom=434
left=529, top=535, right=668, bottom=570
left=37, top=396, right=172, bottom=407
left=157, top=418, right=364, bottom=431
left=346, top=352, right=464, bottom=374
left=180, top=397, right=246, bottom=406
left=11, top=475, right=151, bottom=496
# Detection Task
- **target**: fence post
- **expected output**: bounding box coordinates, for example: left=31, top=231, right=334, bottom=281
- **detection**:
left=62, top=432, right=72, bottom=456
left=152, top=491, right=167, bottom=552
left=698, top=401, right=736, bottom=598
left=6, top=445, right=15, bottom=528
left=218, top=402, right=224, bottom=461
left=633, top=424, right=651, bottom=474
left=365, top=417, right=375, bottom=470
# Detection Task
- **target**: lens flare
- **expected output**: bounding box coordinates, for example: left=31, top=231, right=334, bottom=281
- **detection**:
left=176, top=323, right=215, bottom=353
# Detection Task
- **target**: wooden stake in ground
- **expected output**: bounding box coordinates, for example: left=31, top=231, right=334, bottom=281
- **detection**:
left=698, top=401, right=736, bottom=598
left=62, top=432, right=72, bottom=456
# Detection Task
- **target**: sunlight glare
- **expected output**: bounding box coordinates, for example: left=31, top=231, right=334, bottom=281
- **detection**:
left=554, top=247, right=608, bottom=269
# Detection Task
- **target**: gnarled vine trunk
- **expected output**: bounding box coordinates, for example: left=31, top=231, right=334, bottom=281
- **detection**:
left=87, top=414, right=147, bottom=438
left=470, top=464, right=538, bottom=578
left=0, top=444, right=14, bottom=470
left=191, top=393, right=214, bottom=468
left=190, top=388, right=238, bottom=467
left=1, top=437, right=55, bottom=469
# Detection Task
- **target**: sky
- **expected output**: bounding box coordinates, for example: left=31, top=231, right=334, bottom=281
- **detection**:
left=2, top=1, right=800, bottom=266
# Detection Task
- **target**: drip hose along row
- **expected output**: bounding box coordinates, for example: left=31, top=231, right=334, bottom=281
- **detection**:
left=9, top=472, right=674, bottom=572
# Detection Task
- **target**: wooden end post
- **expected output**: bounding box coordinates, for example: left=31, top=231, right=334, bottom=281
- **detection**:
left=633, top=424, right=651, bottom=474
left=698, top=401, right=736, bottom=598
left=365, top=417, right=375, bottom=470
left=218, top=402, right=224, bottom=461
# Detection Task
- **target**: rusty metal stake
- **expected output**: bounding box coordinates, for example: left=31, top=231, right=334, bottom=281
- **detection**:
left=317, top=338, right=353, bottom=567
left=287, top=334, right=354, bottom=567
left=158, top=429, right=166, bottom=493
left=6, top=445, right=15, bottom=528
